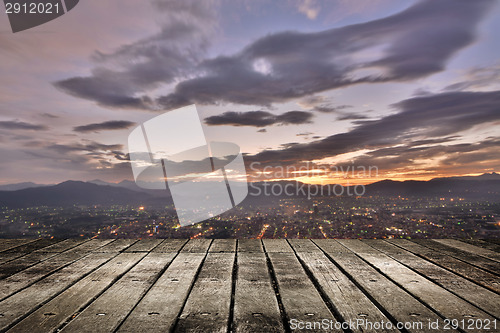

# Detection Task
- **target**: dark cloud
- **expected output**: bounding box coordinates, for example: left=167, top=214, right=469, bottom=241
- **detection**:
left=336, top=113, right=370, bottom=121
left=443, top=63, right=500, bottom=92
left=73, top=120, right=136, bottom=133
left=204, top=110, right=313, bottom=127
left=47, top=142, right=123, bottom=154
left=0, top=120, right=48, bottom=131
left=157, top=0, right=493, bottom=109
left=53, top=0, right=218, bottom=110
left=345, top=137, right=500, bottom=176
left=40, top=113, right=59, bottom=119
left=257, top=129, right=267, bottom=133
left=313, top=105, right=352, bottom=113
left=247, top=90, right=500, bottom=166
left=54, top=0, right=493, bottom=111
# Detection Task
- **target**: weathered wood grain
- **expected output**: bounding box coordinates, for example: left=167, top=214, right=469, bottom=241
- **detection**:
left=0, top=252, right=117, bottom=331
left=152, top=239, right=188, bottom=252
left=265, top=239, right=340, bottom=333
left=291, top=241, right=397, bottom=332
left=59, top=253, right=176, bottom=333
left=233, top=251, right=285, bottom=333
left=8, top=252, right=145, bottom=333
left=0, top=239, right=37, bottom=253
left=388, top=239, right=500, bottom=294
left=314, top=239, right=452, bottom=333
left=117, top=252, right=207, bottom=333
left=364, top=239, right=500, bottom=319
left=461, top=239, right=500, bottom=253
left=434, top=239, right=500, bottom=263
left=0, top=239, right=117, bottom=300
left=123, top=239, right=163, bottom=252
left=262, top=239, right=294, bottom=253
left=413, top=239, right=499, bottom=275
left=181, top=239, right=213, bottom=253
left=339, top=240, right=496, bottom=333
left=237, top=239, right=263, bottom=252
left=209, top=239, right=237, bottom=253
left=175, top=252, right=235, bottom=333
left=0, top=239, right=61, bottom=265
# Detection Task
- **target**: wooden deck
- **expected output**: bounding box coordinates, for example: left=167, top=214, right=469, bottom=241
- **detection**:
left=0, top=239, right=498, bottom=333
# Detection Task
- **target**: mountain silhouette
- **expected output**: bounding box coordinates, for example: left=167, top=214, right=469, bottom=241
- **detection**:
left=0, top=173, right=499, bottom=208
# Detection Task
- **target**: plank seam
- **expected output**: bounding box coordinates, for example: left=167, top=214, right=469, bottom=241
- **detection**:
left=362, top=240, right=500, bottom=320
left=262, top=240, right=292, bottom=333
left=286, top=240, right=352, bottom=333
left=112, top=249, right=188, bottom=332
left=412, top=240, right=500, bottom=277
left=333, top=241, right=469, bottom=333
left=311, top=240, right=409, bottom=333
left=0, top=252, right=122, bottom=332
left=55, top=252, right=149, bottom=332
left=386, top=240, right=500, bottom=296
left=228, top=240, right=237, bottom=333
left=170, top=239, right=214, bottom=332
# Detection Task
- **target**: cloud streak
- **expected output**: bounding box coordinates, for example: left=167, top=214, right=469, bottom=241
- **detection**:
left=54, top=0, right=494, bottom=111
left=157, top=0, right=493, bottom=110
left=247, top=90, right=500, bottom=165
left=204, top=110, right=313, bottom=127
left=0, top=120, right=48, bottom=131
left=73, top=120, right=136, bottom=133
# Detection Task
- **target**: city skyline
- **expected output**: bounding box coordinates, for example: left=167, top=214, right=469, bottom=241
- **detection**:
left=1, top=0, right=499, bottom=185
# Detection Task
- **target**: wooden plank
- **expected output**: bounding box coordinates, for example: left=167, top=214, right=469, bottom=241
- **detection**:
left=0, top=239, right=61, bottom=254
left=388, top=239, right=500, bottom=294
left=233, top=252, right=285, bottom=333
left=434, top=239, right=500, bottom=263
left=35, top=239, right=88, bottom=253
left=152, top=239, right=188, bottom=252
left=209, top=239, right=237, bottom=253
left=0, top=239, right=37, bottom=253
left=123, top=239, right=163, bottom=252
left=364, top=240, right=500, bottom=319
left=175, top=252, right=235, bottom=333
left=59, top=253, right=176, bottom=333
left=339, top=240, right=496, bottom=333
left=266, top=251, right=340, bottom=332
left=181, top=239, right=212, bottom=253
left=8, top=252, right=145, bottom=333
left=0, top=239, right=61, bottom=265
left=314, top=239, right=452, bottom=333
left=287, top=239, right=322, bottom=253
left=0, top=239, right=121, bottom=301
left=461, top=239, right=500, bottom=253
left=413, top=240, right=500, bottom=275
left=485, top=239, right=500, bottom=245
left=262, top=239, right=294, bottom=253
left=117, top=252, right=207, bottom=333
left=290, top=241, right=397, bottom=333
left=0, top=250, right=60, bottom=279
left=92, top=239, right=138, bottom=252
left=237, top=239, right=263, bottom=253
left=0, top=252, right=117, bottom=331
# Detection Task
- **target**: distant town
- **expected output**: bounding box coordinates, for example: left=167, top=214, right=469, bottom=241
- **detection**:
left=1, top=195, right=498, bottom=239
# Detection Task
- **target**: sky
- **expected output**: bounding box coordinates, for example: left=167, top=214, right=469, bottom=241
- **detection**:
left=0, top=0, right=499, bottom=185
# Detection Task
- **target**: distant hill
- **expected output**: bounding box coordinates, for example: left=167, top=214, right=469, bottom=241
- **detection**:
left=0, top=173, right=498, bottom=208
left=0, top=181, right=153, bottom=208
left=432, top=172, right=500, bottom=181
left=0, top=182, right=51, bottom=191
left=364, top=178, right=500, bottom=199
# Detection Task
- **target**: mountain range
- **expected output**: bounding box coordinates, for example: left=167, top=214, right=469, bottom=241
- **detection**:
left=0, top=173, right=498, bottom=208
